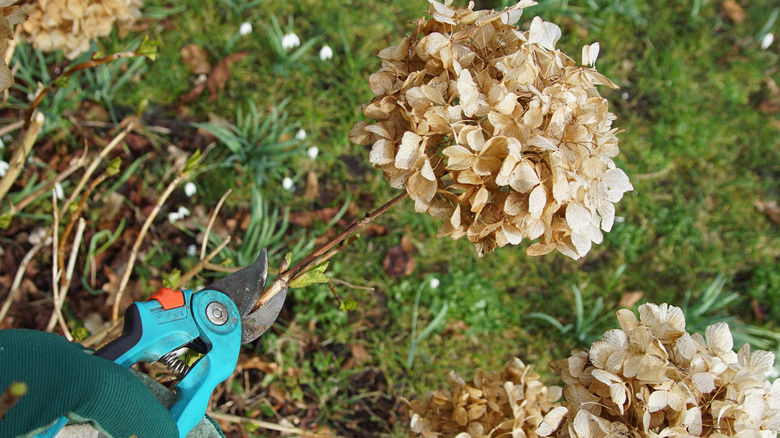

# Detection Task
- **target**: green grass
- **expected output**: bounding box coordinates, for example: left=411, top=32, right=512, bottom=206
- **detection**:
left=3, top=0, right=779, bottom=436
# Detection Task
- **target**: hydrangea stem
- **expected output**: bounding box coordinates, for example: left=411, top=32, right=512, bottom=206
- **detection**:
left=254, top=191, right=409, bottom=309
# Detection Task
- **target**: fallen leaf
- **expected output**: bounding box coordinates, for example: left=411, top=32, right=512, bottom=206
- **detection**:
left=289, top=207, right=341, bottom=227
left=349, top=343, right=370, bottom=362
left=304, top=171, right=319, bottom=200
left=755, top=199, right=780, bottom=223
left=180, top=44, right=212, bottom=75
left=364, top=223, right=388, bottom=237
left=240, top=356, right=279, bottom=374
left=400, top=234, right=417, bottom=253
left=207, top=52, right=247, bottom=102
left=382, top=244, right=416, bottom=277
left=722, top=0, right=745, bottom=23
left=619, top=291, right=644, bottom=308
left=178, top=81, right=206, bottom=104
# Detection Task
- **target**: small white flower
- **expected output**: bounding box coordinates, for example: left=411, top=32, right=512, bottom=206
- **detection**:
left=0, top=160, right=8, bottom=178
left=187, top=244, right=198, bottom=256
left=168, top=206, right=191, bottom=223
left=307, top=146, right=319, bottom=160
left=295, top=129, right=307, bottom=140
left=0, top=137, right=5, bottom=151
left=319, top=45, right=333, bottom=61
left=54, top=182, right=64, bottom=200
left=282, top=177, right=294, bottom=191
left=429, top=278, right=440, bottom=289
left=184, top=182, right=197, bottom=197
left=27, top=227, right=48, bottom=245
left=761, top=33, right=774, bottom=50
left=281, top=33, right=300, bottom=51
left=239, top=22, right=253, bottom=36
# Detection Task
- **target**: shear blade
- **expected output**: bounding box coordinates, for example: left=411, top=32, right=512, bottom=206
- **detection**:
left=205, top=249, right=286, bottom=343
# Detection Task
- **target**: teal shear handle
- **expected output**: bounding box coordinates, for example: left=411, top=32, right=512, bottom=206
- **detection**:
left=36, top=288, right=242, bottom=438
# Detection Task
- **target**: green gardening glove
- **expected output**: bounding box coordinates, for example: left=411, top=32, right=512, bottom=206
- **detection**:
left=0, top=329, right=187, bottom=438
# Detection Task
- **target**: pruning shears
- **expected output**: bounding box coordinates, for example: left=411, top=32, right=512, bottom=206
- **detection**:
left=36, top=248, right=286, bottom=438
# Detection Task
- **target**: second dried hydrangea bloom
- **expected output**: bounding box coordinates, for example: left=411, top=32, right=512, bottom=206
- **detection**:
left=21, top=0, right=143, bottom=59
left=538, top=303, right=780, bottom=438
left=408, top=358, right=562, bottom=438
left=350, top=0, right=633, bottom=258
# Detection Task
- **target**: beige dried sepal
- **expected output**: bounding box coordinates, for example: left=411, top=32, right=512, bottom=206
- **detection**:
left=350, top=0, right=632, bottom=259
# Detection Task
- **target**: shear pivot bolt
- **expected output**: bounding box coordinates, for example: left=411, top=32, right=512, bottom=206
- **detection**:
left=206, top=302, right=228, bottom=325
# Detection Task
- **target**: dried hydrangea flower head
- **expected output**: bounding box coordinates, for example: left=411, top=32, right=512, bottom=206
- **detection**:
left=21, top=0, right=143, bottom=59
left=407, top=358, right=563, bottom=438
left=537, top=303, right=780, bottom=438
left=350, top=0, right=633, bottom=258
left=0, top=0, right=26, bottom=92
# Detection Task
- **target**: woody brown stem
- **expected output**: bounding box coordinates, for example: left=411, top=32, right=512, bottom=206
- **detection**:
left=25, top=51, right=140, bottom=125
left=254, top=191, right=408, bottom=309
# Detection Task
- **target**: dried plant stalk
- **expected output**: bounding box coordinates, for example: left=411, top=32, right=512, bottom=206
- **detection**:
left=0, top=111, right=43, bottom=205
left=0, top=238, right=44, bottom=322
left=111, top=171, right=188, bottom=321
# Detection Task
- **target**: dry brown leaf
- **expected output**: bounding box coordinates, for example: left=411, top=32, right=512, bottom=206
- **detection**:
left=207, top=52, right=247, bottom=102
left=382, top=245, right=416, bottom=277
left=178, top=81, right=207, bottom=104
left=303, top=171, right=319, bottom=201
left=349, top=343, right=370, bottom=363
left=619, top=291, right=643, bottom=308
left=755, top=199, right=780, bottom=223
left=722, top=0, right=745, bottom=22
left=180, top=43, right=212, bottom=75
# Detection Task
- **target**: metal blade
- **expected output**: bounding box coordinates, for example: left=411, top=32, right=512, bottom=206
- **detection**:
left=205, top=249, right=268, bottom=318
left=239, top=285, right=286, bottom=343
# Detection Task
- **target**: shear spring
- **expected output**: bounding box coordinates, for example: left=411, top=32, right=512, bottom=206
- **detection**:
left=161, top=351, right=191, bottom=377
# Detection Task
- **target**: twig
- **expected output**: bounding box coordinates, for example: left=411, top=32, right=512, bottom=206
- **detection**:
left=201, top=188, right=232, bottom=259
left=0, top=120, right=23, bottom=138
left=203, top=263, right=241, bottom=274
left=0, top=382, right=27, bottom=420
left=0, top=241, right=44, bottom=323
left=57, top=172, right=108, bottom=272
left=47, top=218, right=85, bottom=333
left=49, top=191, right=73, bottom=340
left=59, top=122, right=133, bottom=219
left=25, top=51, right=144, bottom=124
left=329, top=278, right=375, bottom=291
left=81, top=318, right=123, bottom=348
left=1, top=152, right=86, bottom=217
left=255, top=192, right=408, bottom=309
left=0, top=111, right=44, bottom=205
left=112, top=172, right=187, bottom=321
left=207, top=411, right=345, bottom=438
left=176, top=236, right=231, bottom=289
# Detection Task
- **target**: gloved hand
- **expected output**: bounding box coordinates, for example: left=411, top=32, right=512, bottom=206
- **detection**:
left=0, top=329, right=224, bottom=438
